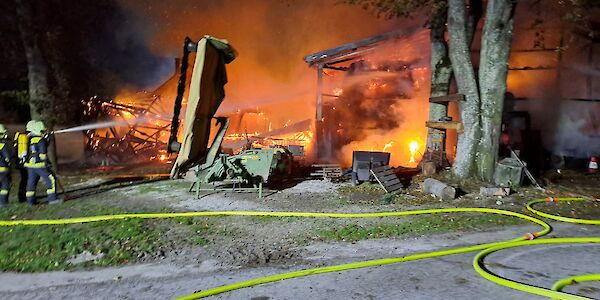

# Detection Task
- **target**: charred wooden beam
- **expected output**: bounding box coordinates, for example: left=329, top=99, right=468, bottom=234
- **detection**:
left=303, top=27, right=420, bottom=66
left=429, top=94, right=465, bottom=103
left=323, top=65, right=348, bottom=71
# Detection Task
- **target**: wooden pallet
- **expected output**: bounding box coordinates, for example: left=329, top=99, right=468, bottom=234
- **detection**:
left=370, top=165, right=403, bottom=193
left=311, top=164, right=343, bottom=179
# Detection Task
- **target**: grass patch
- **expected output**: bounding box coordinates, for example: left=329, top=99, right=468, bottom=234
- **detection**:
left=0, top=201, right=167, bottom=272
left=174, top=216, right=238, bottom=245
left=0, top=217, right=163, bottom=272
left=338, top=183, right=385, bottom=195
left=306, top=213, right=526, bottom=242
left=534, top=200, right=600, bottom=220
left=129, top=180, right=190, bottom=195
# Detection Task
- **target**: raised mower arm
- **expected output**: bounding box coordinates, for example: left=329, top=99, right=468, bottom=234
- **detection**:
left=167, top=37, right=197, bottom=154
left=168, top=36, right=237, bottom=178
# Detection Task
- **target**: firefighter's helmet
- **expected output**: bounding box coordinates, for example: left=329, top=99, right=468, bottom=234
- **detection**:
left=26, top=120, right=46, bottom=136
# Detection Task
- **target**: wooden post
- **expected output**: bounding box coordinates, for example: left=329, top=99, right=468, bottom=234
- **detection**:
left=316, top=64, right=323, bottom=121
left=315, top=64, right=324, bottom=160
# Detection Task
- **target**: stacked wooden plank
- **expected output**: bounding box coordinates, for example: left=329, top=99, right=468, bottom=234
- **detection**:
left=310, top=164, right=343, bottom=180
left=370, top=166, right=403, bottom=193
left=425, top=94, right=465, bottom=133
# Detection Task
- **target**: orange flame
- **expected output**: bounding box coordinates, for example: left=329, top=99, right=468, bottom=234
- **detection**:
left=382, top=141, right=394, bottom=152
left=408, top=140, right=420, bottom=164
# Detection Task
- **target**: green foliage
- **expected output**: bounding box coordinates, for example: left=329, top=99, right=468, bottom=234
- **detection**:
left=343, top=0, right=437, bottom=19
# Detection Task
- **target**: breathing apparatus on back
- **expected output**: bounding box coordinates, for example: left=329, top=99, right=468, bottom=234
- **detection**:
left=22, top=120, right=52, bottom=167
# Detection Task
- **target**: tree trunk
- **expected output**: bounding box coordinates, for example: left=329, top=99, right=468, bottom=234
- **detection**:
left=447, top=0, right=481, bottom=179
left=16, top=0, right=58, bottom=171
left=476, top=0, right=515, bottom=181
left=15, top=0, right=54, bottom=123
left=426, top=1, right=453, bottom=166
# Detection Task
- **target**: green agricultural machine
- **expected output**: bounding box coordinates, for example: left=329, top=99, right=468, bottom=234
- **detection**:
left=167, top=36, right=293, bottom=198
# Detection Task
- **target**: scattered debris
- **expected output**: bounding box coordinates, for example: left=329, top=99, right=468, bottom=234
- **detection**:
left=67, top=251, right=105, bottom=265
left=480, top=187, right=510, bottom=197
left=310, top=164, right=343, bottom=180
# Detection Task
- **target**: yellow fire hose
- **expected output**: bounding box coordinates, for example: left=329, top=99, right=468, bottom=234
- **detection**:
left=0, top=198, right=598, bottom=299
left=469, top=197, right=600, bottom=300
left=552, top=274, right=600, bottom=294
left=473, top=238, right=600, bottom=300
left=526, top=197, right=600, bottom=225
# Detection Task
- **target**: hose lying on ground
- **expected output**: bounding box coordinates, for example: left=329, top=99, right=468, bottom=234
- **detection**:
left=0, top=198, right=598, bottom=299
left=471, top=197, right=600, bottom=300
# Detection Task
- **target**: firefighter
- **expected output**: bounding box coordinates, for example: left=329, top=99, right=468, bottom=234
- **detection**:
left=24, top=120, right=60, bottom=205
left=0, top=124, right=12, bottom=207
left=14, top=131, right=29, bottom=202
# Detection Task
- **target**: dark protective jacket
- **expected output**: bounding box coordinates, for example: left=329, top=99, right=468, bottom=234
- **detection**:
left=0, top=139, right=13, bottom=171
left=24, top=135, right=50, bottom=168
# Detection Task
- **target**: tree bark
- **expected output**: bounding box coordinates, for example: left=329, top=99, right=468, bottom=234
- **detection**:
left=16, top=0, right=58, bottom=171
left=476, top=0, right=515, bottom=181
left=426, top=1, right=453, bottom=165
left=15, top=0, right=54, bottom=123
left=447, top=0, right=481, bottom=179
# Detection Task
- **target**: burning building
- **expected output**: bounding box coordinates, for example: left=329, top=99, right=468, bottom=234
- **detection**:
left=304, top=28, right=430, bottom=167
left=304, top=0, right=600, bottom=171
left=81, top=0, right=598, bottom=173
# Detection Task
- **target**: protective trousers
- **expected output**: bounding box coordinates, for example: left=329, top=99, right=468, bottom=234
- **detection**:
left=25, top=167, right=57, bottom=205
left=0, top=171, right=9, bottom=206
left=18, top=167, right=27, bottom=202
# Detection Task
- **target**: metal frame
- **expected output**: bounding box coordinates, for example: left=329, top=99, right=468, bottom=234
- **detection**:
left=190, top=180, right=264, bottom=199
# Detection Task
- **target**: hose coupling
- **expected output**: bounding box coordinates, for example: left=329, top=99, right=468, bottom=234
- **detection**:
left=545, top=197, right=557, bottom=202
left=524, top=232, right=538, bottom=240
